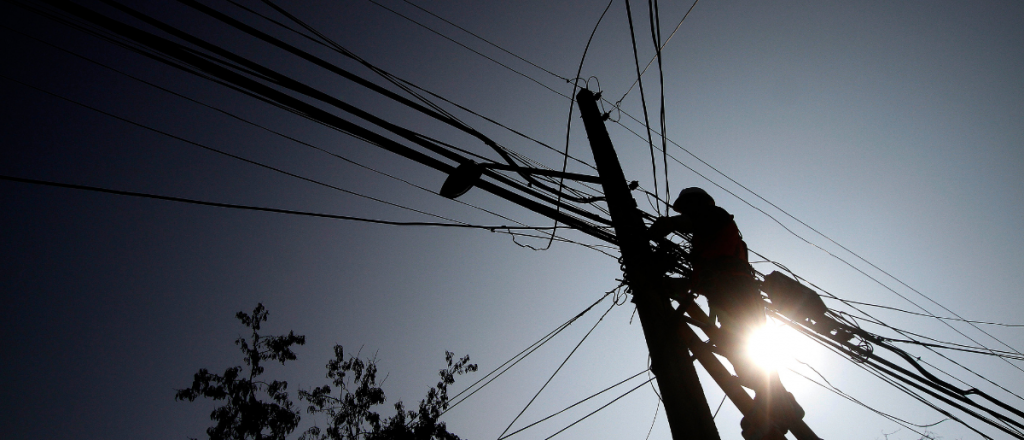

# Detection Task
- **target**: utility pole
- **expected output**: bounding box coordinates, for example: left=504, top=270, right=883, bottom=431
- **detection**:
left=576, top=88, right=721, bottom=440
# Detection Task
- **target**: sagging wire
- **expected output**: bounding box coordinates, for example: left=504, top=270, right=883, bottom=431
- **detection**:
left=787, top=361, right=947, bottom=438
left=200, top=0, right=606, bottom=208
left=752, top=248, right=1024, bottom=404
left=645, top=399, right=661, bottom=439
left=623, top=0, right=661, bottom=216
left=779, top=312, right=1022, bottom=438
left=647, top=0, right=670, bottom=214
left=542, top=0, right=616, bottom=250
left=616, top=0, right=699, bottom=105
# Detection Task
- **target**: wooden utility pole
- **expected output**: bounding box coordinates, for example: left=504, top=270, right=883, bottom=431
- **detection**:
left=576, top=88, right=721, bottom=440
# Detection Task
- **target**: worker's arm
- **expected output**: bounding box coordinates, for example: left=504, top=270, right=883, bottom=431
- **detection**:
left=648, top=214, right=694, bottom=238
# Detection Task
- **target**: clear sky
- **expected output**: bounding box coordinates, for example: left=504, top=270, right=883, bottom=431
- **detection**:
left=1, top=1, right=1023, bottom=440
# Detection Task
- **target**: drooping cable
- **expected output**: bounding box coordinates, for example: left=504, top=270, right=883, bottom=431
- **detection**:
left=616, top=0, right=699, bottom=104
left=37, top=0, right=618, bottom=241
left=623, top=0, right=660, bottom=215
left=542, top=0, right=616, bottom=250
left=647, top=0, right=670, bottom=213
left=0, top=73, right=466, bottom=223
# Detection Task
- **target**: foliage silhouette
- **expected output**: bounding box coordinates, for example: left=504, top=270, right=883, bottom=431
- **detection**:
left=299, top=346, right=478, bottom=440
left=176, top=304, right=476, bottom=440
left=176, top=303, right=306, bottom=440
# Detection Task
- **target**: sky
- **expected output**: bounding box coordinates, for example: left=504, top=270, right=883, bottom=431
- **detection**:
left=1, top=1, right=1023, bottom=440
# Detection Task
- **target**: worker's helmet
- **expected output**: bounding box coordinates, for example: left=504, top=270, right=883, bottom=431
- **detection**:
left=672, top=187, right=715, bottom=212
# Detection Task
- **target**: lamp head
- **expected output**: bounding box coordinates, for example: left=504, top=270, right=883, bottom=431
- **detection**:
left=440, top=161, right=484, bottom=199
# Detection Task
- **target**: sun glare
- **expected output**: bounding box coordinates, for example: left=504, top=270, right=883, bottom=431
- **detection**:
left=746, top=319, right=811, bottom=371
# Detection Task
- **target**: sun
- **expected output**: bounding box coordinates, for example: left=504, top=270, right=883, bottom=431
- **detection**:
left=746, top=319, right=810, bottom=371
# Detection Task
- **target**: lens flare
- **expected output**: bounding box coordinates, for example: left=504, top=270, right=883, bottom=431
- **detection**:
left=746, top=319, right=809, bottom=371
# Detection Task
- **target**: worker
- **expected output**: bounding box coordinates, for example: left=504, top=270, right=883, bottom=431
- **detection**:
left=650, top=188, right=799, bottom=439
left=648, top=187, right=761, bottom=337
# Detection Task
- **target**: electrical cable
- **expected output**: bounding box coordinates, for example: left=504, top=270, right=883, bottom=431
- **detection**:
left=617, top=101, right=1024, bottom=365
left=497, top=368, right=651, bottom=439
left=645, top=399, right=661, bottom=440
left=443, top=289, right=616, bottom=414
left=0, top=174, right=562, bottom=231
left=753, top=249, right=1024, bottom=405
left=542, top=378, right=656, bottom=440
left=797, top=322, right=1003, bottom=439
left=25, top=0, right=621, bottom=248
left=364, top=0, right=571, bottom=100
left=623, top=0, right=661, bottom=216
left=616, top=0, right=698, bottom=104
left=397, top=0, right=572, bottom=84
left=542, top=0, right=616, bottom=250
left=176, top=0, right=606, bottom=207
left=782, top=312, right=1023, bottom=438
left=821, top=298, right=1024, bottom=328
left=54, top=0, right=616, bottom=238
left=0, top=72, right=466, bottom=223
left=4, top=21, right=604, bottom=245
left=648, top=0, right=670, bottom=213
left=787, top=364, right=943, bottom=438
left=228, top=0, right=603, bottom=184
left=499, top=300, right=618, bottom=438
left=762, top=253, right=1024, bottom=404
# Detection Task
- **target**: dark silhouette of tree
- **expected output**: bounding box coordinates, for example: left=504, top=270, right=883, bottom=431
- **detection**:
left=299, top=346, right=478, bottom=440
left=176, top=303, right=306, bottom=440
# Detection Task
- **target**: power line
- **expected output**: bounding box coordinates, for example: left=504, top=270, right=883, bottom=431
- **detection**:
left=821, top=298, right=1024, bottom=327
left=648, top=0, right=670, bottom=213
left=42, top=0, right=617, bottom=240
left=499, top=300, right=618, bottom=438
left=364, top=0, right=571, bottom=100
left=0, top=72, right=465, bottom=224
left=623, top=0, right=661, bottom=216
left=543, top=378, right=656, bottom=440
left=499, top=368, right=651, bottom=439
left=355, top=0, right=1014, bottom=358
left=228, top=0, right=604, bottom=185
left=398, top=0, right=572, bottom=84
left=0, top=174, right=558, bottom=231
left=616, top=0, right=699, bottom=104
left=754, top=252, right=1024, bottom=404
left=444, top=288, right=618, bottom=414
left=543, top=0, right=616, bottom=250
left=788, top=363, right=945, bottom=438
left=4, top=21, right=597, bottom=244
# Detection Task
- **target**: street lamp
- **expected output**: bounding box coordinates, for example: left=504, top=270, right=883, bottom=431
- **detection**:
left=440, top=160, right=602, bottom=199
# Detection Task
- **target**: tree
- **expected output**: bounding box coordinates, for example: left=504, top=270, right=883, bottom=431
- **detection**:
left=300, top=346, right=478, bottom=440
left=176, top=303, right=306, bottom=440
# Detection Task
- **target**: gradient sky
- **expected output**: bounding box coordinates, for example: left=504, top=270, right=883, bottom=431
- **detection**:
left=2, top=1, right=1023, bottom=440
